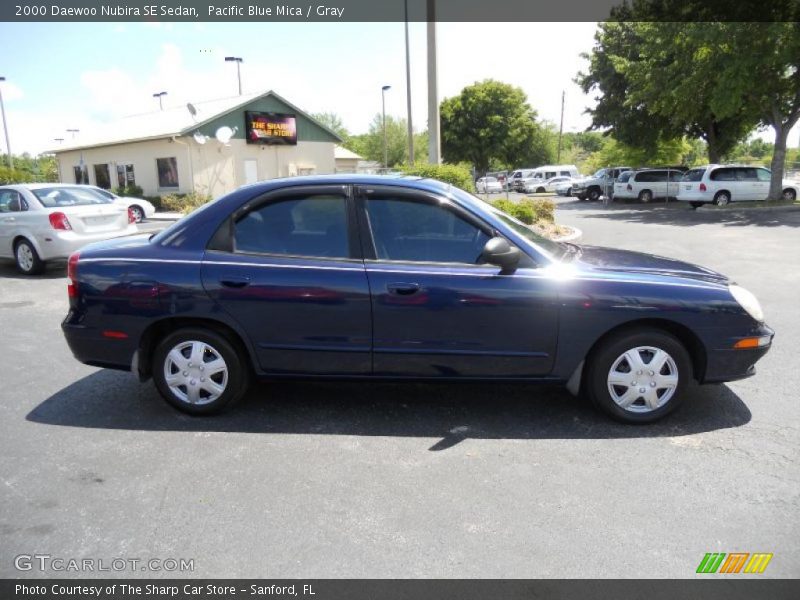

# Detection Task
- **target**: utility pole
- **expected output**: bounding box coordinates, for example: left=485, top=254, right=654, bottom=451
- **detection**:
left=426, top=0, right=441, bottom=164
left=225, top=57, right=244, bottom=95
left=153, top=91, right=167, bottom=111
left=382, top=85, right=391, bottom=169
left=557, top=90, right=565, bottom=163
left=404, top=0, right=414, bottom=165
left=0, top=76, right=13, bottom=169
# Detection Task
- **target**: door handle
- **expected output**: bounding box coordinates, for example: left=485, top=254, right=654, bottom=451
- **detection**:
left=220, top=277, right=250, bottom=289
left=387, top=282, right=420, bottom=296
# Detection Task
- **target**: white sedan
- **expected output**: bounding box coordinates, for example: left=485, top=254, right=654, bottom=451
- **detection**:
left=0, top=184, right=138, bottom=275
left=523, top=176, right=575, bottom=194
left=87, top=186, right=156, bottom=223
left=476, top=177, right=503, bottom=193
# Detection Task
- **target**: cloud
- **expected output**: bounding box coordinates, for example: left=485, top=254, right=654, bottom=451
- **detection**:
left=0, top=81, right=25, bottom=102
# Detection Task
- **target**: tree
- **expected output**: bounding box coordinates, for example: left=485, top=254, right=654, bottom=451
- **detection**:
left=577, top=21, right=757, bottom=164
left=440, top=80, right=555, bottom=174
left=350, top=114, right=413, bottom=167
left=311, top=112, right=349, bottom=142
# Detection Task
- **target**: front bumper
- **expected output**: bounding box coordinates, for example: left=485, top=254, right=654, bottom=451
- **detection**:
left=703, top=323, right=774, bottom=383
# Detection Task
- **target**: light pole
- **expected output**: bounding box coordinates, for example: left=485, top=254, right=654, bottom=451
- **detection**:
left=404, top=0, right=414, bottom=165
left=66, top=128, right=79, bottom=140
left=153, top=91, right=167, bottom=110
left=381, top=85, right=391, bottom=169
left=426, top=0, right=441, bottom=164
left=0, top=76, right=13, bottom=169
left=225, top=57, right=244, bottom=95
left=53, top=138, right=64, bottom=144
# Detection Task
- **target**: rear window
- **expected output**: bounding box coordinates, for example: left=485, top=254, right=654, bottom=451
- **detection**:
left=617, top=172, right=632, bottom=183
left=682, top=168, right=706, bottom=182
left=32, top=187, right=113, bottom=208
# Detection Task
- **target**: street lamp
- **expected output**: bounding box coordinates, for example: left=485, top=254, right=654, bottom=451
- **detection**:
left=66, top=128, right=79, bottom=139
left=53, top=138, right=64, bottom=144
left=224, top=57, right=244, bottom=96
left=382, top=85, right=391, bottom=169
left=0, top=76, right=13, bottom=168
left=153, top=91, right=167, bottom=110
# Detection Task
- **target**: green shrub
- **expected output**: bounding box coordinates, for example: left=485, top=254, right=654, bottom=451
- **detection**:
left=160, top=191, right=213, bottom=214
left=114, top=184, right=145, bottom=198
left=490, top=197, right=555, bottom=225
left=403, top=163, right=475, bottom=192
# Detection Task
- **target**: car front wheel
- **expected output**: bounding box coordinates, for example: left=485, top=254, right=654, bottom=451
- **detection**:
left=587, top=188, right=601, bottom=201
left=14, top=239, right=45, bottom=275
left=783, top=188, right=797, bottom=201
left=585, top=329, right=691, bottom=423
left=152, top=328, right=249, bottom=415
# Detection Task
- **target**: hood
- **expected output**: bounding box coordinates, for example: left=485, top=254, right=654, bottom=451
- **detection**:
left=572, top=245, right=730, bottom=285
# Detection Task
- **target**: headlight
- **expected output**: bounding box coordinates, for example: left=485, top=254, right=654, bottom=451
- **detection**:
left=729, top=284, right=764, bottom=322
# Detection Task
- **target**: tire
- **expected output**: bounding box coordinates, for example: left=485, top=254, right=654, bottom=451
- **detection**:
left=587, top=187, right=601, bottom=201
left=14, top=239, right=45, bottom=275
left=713, top=191, right=731, bottom=206
left=782, top=188, right=797, bottom=202
left=689, top=201, right=704, bottom=209
left=129, top=205, right=145, bottom=223
left=638, top=190, right=653, bottom=204
left=152, top=327, right=250, bottom=415
left=585, top=328, right=691, bottom=423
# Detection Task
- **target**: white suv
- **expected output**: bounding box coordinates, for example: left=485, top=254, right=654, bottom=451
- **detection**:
left=677, top=165, right=800, bottom=208
left=613, top=168, right=686, bottom=203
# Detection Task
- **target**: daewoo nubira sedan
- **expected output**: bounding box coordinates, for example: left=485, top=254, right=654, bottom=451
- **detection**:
left=61, top=175, right=773, bottom=423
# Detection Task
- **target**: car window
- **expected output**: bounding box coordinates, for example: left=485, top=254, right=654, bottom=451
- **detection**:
left=710, top=168, right=736, bottom=181
left=32, top=187, right=113, bottom=207
left=682, top=168, right=706, bottom=182
left=617, top=172, right=632, bottom=183
left=366, top=196, right=490, bottom=264
left=736, top=168, right=758, bottom=181
left=592, top=169, right=606, bottom=178
left=756, top=168, right=771, bottom=182
left=0, top=190, right=23, bottom=212
left=233, top=194, right=349, bottom=259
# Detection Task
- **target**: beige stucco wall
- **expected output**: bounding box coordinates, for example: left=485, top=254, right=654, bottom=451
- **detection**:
left=55, top=137, right=336, bottom=199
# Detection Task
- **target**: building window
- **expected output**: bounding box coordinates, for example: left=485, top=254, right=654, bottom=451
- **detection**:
left=117, top=164, right=135, bottom=188
left=93, top=164, right=111, bottom=189
left=156, top=157, right=179, bottom=188
left=73, top=165, right=89, bottom=184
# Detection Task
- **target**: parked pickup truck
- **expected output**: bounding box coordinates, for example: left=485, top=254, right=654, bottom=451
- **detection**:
left=573, top=167, right=632, bottom=201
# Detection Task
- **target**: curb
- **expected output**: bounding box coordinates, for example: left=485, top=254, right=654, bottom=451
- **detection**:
left=697, top=204, right=800, bottom=214
left=553, top=226, right=582, bottom=243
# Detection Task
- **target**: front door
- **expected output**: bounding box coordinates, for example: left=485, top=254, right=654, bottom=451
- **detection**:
left=202, top=185, right=372, bottom=375
left=356, top=185, right=559, bottom=378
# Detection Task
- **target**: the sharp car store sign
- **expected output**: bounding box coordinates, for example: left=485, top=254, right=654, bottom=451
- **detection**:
left=245, top=111, right=298, bottom=145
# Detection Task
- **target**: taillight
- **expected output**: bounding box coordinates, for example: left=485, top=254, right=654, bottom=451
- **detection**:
left=49, top=212, right=72, bottom=230
left=67, top=251, right=80, bottom=299
left=699, top=183, right=707, bottom=192
left=127, top=207, right=136, bottom=224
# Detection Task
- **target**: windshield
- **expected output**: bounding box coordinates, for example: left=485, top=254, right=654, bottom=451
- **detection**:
left=32, top=187, right=114, bottom=208
left=592, top=169, right=607, bottom=178
left=92, top=188, right=117, bottom=200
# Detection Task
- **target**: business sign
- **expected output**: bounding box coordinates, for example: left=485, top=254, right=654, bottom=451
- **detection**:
left=245, top=111, right=297, bottom=145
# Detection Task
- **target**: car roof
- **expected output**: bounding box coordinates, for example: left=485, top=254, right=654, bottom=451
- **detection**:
left=240, top=173, right=454, bottom=194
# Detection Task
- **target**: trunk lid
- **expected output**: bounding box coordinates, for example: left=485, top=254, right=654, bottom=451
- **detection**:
left=53, top=203, right=130, bottom=234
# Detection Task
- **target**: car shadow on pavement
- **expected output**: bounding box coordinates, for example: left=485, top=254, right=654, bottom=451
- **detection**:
left=28, top=371, right=752, bottom=451
left=0, top=262, right=66, bottom=280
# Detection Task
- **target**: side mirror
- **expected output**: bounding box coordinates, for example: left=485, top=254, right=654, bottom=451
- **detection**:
left=481, top=236, right=521, bottom=274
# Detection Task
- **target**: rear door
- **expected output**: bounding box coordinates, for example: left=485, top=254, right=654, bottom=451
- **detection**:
left=735, top=167, right=759, bottom=201
left=356, top=184, right=559, bottom=378
left=202, top=185, right=372, bottom=375
left=754, top=168, right=771, bottom=200
left=0, top=189, right=23, bottom=257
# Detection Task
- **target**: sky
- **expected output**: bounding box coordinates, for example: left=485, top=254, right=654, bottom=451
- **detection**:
left=0, top=21, right=795, bottom=156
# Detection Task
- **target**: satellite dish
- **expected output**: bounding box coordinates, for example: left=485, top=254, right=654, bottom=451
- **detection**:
left=215, top=126, right=236, bottom=145
left=193, top=131, right=208, bottom=145
left=187, top=103, right=197, bottom=117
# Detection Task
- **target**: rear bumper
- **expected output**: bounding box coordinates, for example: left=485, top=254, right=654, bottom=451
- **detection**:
left=61, top=318, right=136, bottom=371
left=703, top=323, right=774, bottom=383
left=38, top=226, right=139, bottom=261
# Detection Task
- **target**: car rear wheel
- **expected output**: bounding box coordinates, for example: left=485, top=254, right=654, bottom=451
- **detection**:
left=714, top=191, right=731, bottom=206
left=129, top=205, right=145, bottom=223
left=585, top=329, right=691, bottom=423
left=638, top=190, right=653, bottom=203
left=152, top=328, right=249, bottom=415
left=783, top=188, right=797, bottom=201
left=14, top=239, right=45, bottom=275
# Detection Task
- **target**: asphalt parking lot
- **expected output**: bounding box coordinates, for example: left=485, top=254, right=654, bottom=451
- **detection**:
left=1, top=201, right=798, bottom=578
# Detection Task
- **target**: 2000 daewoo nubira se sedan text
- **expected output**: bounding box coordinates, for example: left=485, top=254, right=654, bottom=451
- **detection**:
left=61, top=175, right=773, bottom=423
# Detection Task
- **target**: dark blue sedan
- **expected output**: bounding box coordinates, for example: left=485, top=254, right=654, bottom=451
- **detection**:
left=61, top=175, right=773, bottom=423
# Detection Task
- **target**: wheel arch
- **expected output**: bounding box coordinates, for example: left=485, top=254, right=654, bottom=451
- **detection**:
left=136, top=316, right=256, bottom=381
left=713, top=189, right=731, bottom=200
left=569, top=317, right=708, bottom=395
left=12, top=234, right=44, bottom=257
